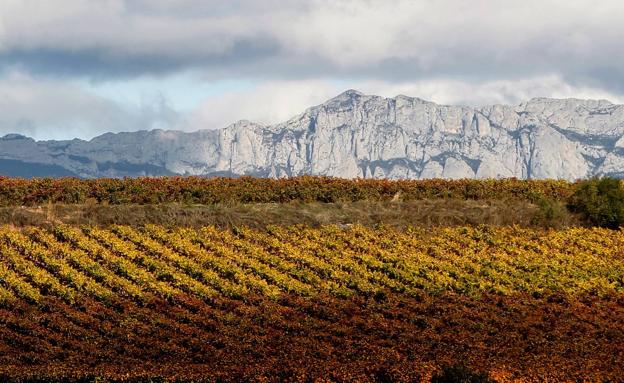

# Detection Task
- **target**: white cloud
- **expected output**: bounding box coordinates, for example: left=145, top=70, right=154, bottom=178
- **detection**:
left=0, top=71, right=178, bottom=140
left=1, top=1, right=624, bottom=139
left=0, top=72, right=622, bottom=141
left=183, top=76, right=624, bottom=131
left=0, top=0, right=623, bottom=90
left=185, top=80, right=341, bottom=130
left=352, top=76, right=624, bottom=106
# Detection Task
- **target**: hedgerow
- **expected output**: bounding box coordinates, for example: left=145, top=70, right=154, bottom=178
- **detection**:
left=0, top=176, right=575, bottom=206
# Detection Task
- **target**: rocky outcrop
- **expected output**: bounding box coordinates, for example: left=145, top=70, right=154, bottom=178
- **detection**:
left=1, top=90, right=623, bottom=179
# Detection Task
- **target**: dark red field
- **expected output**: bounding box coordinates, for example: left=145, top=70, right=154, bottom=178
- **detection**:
left=1, top=292, right=623, bottom=382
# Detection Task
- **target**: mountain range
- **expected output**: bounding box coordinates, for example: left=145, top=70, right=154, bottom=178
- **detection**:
left=2, top=90, right=624, bottom=179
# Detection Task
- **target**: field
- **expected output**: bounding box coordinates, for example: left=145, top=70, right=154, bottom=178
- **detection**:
left=0, top=176, right=583, bottom=229
left=0, top=177, right=623, bottom=382
left=0, top=223, right=623, bottom=382
left=0, top=176, right=575, bottom=206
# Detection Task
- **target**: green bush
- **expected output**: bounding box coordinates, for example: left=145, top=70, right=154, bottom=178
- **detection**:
left=531, top=197, right=568, bottom=227
left=568, top=177, right=624, bottom=229
left=431, top=364, right=494, bottom=383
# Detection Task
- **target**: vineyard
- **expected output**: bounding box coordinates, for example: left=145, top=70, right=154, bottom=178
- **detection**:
left=0, top=176, right=576, bottom=206
left=0, top=224, right=623, bottom=382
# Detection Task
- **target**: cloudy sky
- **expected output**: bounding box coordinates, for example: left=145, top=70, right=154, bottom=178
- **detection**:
left=0, top=0, right=623, bottom=140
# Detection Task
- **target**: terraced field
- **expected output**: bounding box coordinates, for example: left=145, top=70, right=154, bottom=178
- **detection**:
left=0, top=224, right=623, bottom=382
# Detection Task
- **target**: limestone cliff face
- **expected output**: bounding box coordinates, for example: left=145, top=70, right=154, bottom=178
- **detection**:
left=1, top=90, right=623, bottom=179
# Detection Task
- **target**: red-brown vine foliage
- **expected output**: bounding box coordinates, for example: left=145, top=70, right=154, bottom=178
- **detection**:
left=0, top=293, right=622, bottom=382
left=1, top=223, right=622, bottom=382
left=0, top=176, right=575, bottom=206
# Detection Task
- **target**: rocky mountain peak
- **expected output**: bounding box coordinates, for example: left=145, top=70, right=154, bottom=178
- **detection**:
left=0, top=90, right=623, bottom=179
left=336, top=89, right=364, bottom=98
left=1, top=133, right=32, bottom=141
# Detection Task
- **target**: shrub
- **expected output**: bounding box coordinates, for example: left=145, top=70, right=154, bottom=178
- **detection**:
left=431, top=364, right=495, bottom=383
left=531, top=197, right=569, bottom=227
left=568, top=177, right=624, bottom=229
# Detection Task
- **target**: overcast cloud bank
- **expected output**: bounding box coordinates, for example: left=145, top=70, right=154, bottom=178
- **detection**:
left=0, top=0, right=622, bottom=139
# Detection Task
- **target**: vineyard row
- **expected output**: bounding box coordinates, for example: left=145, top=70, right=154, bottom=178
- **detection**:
left=0, top=176, right=576, bottom=206
left=0, top=224, right=622, bottom=305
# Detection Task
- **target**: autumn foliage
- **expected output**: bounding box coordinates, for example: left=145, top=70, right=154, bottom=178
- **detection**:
left=0, top=224, right=623, bottom=382
left=0, top=176, right=576, bottom=206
